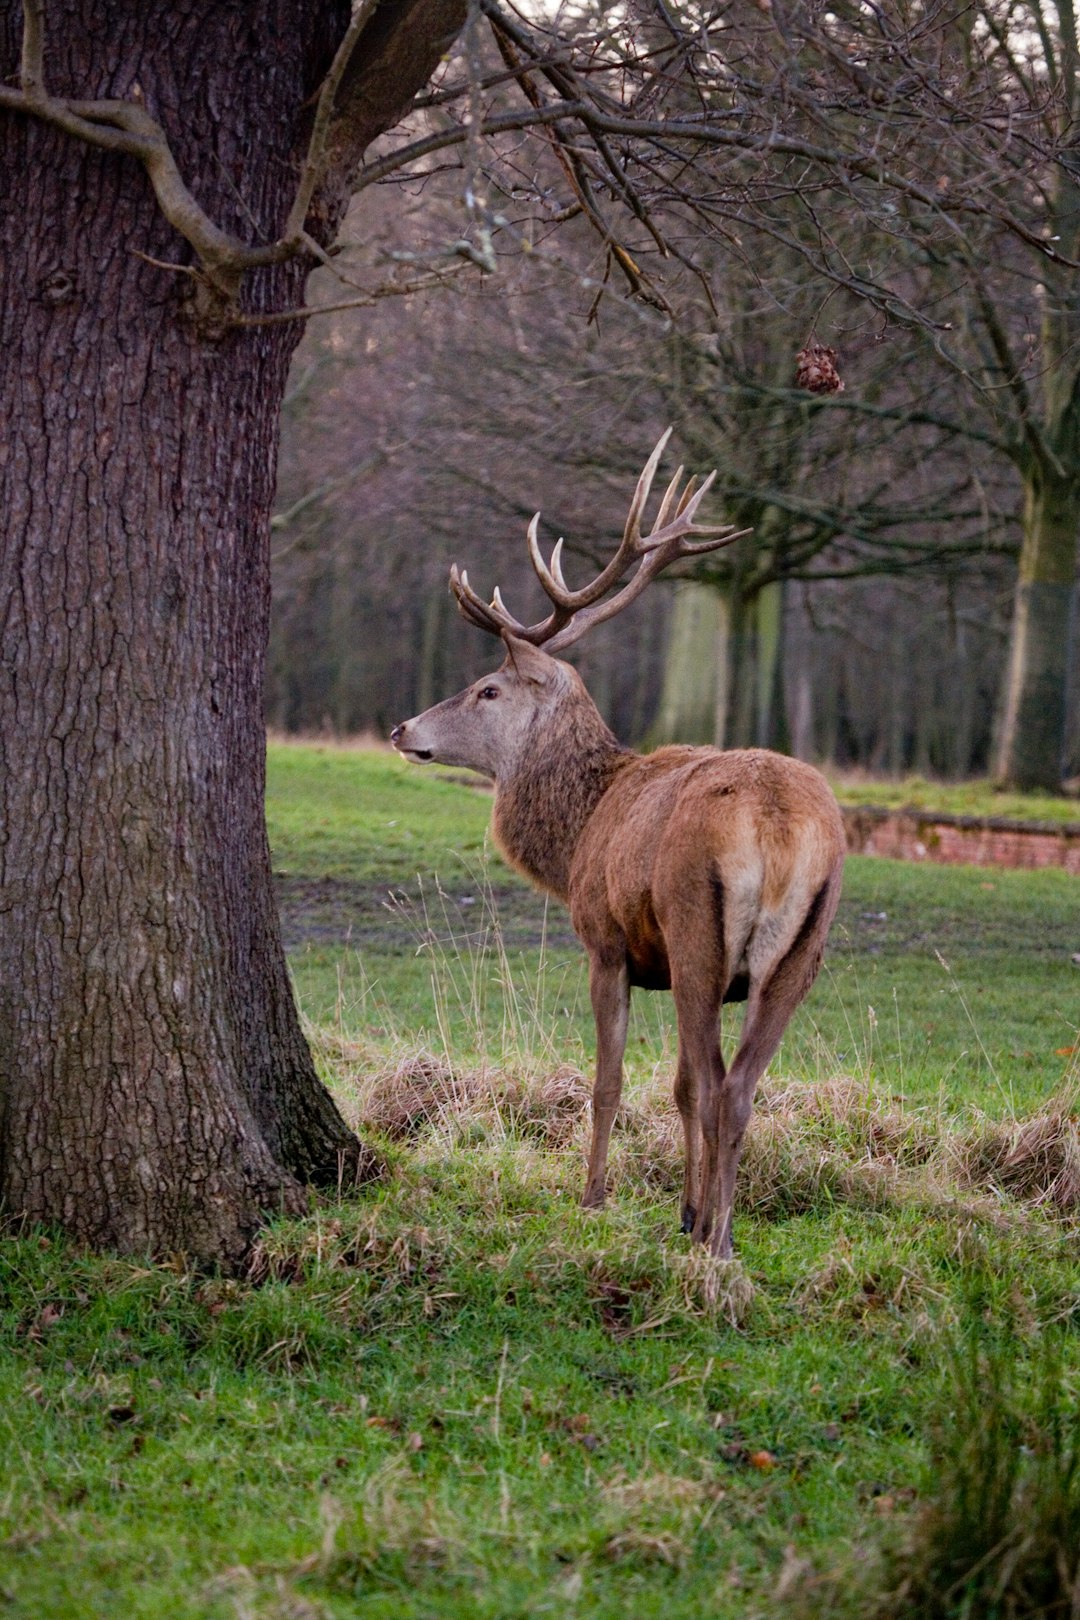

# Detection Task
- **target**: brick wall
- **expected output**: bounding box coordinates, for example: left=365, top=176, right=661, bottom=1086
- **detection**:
left=842, top=807, right=1080, bottom=874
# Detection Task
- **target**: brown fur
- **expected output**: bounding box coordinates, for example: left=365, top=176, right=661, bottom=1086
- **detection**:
left=393, top=641, right=845, bottom=1259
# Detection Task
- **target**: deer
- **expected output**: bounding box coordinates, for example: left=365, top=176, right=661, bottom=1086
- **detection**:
left=391, top=431, right=845, bottom=1259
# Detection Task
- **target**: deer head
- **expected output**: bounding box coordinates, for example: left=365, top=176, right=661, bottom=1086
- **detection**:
left=391, top=430, right=747, bottom=779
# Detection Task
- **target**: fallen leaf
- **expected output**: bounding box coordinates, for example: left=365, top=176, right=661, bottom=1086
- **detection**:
left=748, top=1449, right=777, bottom=1472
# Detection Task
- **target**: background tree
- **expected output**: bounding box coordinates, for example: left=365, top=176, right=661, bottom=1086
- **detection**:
left=269, top=180, right=1021, bottom=771
left=339, top=0, right=1080, bottom=786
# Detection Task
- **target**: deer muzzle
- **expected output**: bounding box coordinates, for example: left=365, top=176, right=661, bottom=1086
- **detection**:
left=390, top=720, right=433, bottom=762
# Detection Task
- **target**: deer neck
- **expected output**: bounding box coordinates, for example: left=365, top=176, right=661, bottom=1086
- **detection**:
left=492, top=697, right=629, bottom=900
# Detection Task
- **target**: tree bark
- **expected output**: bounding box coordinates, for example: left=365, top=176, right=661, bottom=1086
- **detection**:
left=651, top=580, right=723, bottom=746
left=753, top=580, right=784, bottom=749
left=995, top=468, right=1078, bottom=790
left=0, top=0, right=462, bottom=1264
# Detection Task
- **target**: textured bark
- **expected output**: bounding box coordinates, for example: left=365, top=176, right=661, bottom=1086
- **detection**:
left=996, top=469, right=1078, bottom=790
left=0, top=0, right=463, bottom=1264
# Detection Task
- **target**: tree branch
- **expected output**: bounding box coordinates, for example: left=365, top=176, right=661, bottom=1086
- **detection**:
left=3, top=0, right=470, bottom=327
left=282, top=0, right=382, bottom=244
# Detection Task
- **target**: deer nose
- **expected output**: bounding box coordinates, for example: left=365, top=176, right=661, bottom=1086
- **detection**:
left=390, top=724, right=404, bottom=746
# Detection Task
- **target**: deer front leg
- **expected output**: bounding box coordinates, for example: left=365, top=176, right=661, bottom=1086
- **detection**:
left=582, top=953, right=630, bottom=1209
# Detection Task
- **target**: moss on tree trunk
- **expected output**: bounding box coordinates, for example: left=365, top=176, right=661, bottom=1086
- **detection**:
left=996, top=469, right=1078, bottom=791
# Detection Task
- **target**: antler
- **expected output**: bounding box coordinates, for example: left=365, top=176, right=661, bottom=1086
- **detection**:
left=448, top=429, right=749, bottom=655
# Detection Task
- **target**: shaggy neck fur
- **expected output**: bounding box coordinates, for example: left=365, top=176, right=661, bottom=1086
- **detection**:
left=492, top=688, right=630, bottom=899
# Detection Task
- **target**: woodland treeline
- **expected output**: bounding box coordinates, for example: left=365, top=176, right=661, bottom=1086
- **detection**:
left=268, top=0, right=1080, bottom=791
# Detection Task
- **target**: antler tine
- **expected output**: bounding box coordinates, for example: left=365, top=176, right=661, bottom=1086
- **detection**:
left=541, top=452, right=749, bottom=653
left=679, top=524, right=753, bottom=555
left=526, top=514, right=567, bottom=603
left=450, top=431, right=748, bottom=657
left=450, top=549, right=575, bottom=647
left=638, top=469, right=712, bottom=552
left=449, top=563, right=524, bottom=638
left=528, top=512, right=632, bottom=613
left=524, top=431, right=698, bottom=621
left=674, top=474, right=697, bottom=517
left=651, top=464, right=686, bottom=535
left=549, top=538, right=569, bottom=594
left=622, top=427, right=673, bottom=549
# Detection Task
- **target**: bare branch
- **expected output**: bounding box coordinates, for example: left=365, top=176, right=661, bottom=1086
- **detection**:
left=282, top=0, right=382, bottom=244
left=3, top=0, right=470, bottom=325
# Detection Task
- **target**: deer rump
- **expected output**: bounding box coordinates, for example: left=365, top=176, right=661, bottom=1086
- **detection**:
left=565, top=747, right=838, bottom=1003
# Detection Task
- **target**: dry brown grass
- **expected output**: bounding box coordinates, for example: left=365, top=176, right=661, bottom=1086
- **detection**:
left=330, top=1039, right=1080, bottom=1229
left=346, top=1046, right=593, bottom=1146
left=951, top=1104, right=1080, bottom=1211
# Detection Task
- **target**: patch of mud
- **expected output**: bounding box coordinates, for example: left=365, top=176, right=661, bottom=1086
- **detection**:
left=274, top=874, right=578, bottom=955
left=276, top=873, right=1076, bottom=962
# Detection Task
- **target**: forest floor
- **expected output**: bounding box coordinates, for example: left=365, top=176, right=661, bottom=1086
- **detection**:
left=1, top=741, right=1077, bottom=1619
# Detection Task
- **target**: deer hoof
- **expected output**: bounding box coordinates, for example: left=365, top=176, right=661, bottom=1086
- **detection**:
left=680, top=1205, right=697, bottom=1235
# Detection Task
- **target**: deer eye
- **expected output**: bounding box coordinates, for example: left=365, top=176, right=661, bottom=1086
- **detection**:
left=479, top=686, right=499, bottom=700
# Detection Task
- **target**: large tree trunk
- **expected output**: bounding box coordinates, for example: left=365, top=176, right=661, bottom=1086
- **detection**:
left=995, top=467, right=1078, bottom=790
left=0, top=2, right=387, bottom=1264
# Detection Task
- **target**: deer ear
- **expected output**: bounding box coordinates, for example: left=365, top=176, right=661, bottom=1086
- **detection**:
left=501, top=634, right=555, bottom=686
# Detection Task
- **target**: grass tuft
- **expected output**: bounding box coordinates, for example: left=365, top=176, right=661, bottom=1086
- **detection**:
left=953, top=1093, right=1080, bottom=1211
left=4, top=746, right=1079, bottom=1618
left=334, top=1048, right=1079, bottom=1232
left=789, top=1326, right=1080, bottom=1619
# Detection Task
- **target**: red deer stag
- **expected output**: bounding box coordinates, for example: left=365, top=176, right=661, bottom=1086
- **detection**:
left=391, top=432, right=845, bottom=1259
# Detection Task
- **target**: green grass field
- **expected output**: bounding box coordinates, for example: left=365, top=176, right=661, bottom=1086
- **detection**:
left=830, top=774, right=1080, bottom=825
left=1, top=742, right=1077, bottom=1619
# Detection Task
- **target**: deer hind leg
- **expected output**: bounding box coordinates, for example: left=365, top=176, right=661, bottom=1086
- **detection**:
left=706, top=869, right=842, bottom=1259
left=666, top=980, right=725, bottom=1248
left=674, top=1033, right=721, bottom=1234
left=582, top=953, right=630, bottom=1209
left=660, top=875, right=731, bottom=1244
